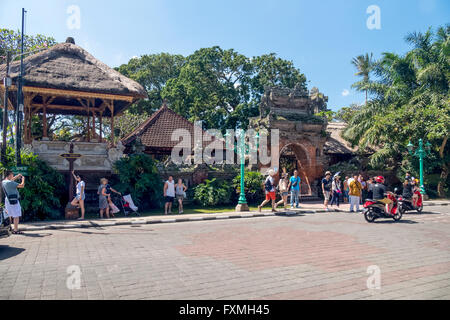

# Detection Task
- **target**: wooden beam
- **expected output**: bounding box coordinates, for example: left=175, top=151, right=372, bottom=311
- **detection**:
left=30, top=103, right=107, bottom=115
left=0, top=85, right=136, bottom=103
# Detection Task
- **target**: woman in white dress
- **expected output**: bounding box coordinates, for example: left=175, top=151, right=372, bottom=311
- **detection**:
left=2, top=170, right=25, bottom=234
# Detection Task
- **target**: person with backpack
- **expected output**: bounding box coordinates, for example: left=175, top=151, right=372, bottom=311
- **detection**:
left=2, top=170, right=25, bottom=234
left=258, top=169, right=277, bottom=213
left=288, top=170, right=301, bottom=208
left=321, top=171, right=332, bottom=211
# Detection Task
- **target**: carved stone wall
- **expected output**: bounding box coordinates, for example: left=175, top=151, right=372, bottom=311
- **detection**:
left=29, top=140, right=125, bottom=172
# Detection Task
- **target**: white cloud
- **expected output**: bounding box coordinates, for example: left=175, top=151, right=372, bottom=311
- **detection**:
left=342, top=89, right=350, bottom=97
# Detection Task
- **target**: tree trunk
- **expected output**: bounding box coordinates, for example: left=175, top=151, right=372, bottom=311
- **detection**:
left=437, top=136, right=448, bottom=198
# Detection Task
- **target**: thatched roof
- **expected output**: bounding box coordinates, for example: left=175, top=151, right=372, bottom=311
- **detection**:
left=324, top=122, right=357, bottom=154
left=0, top=40, right=147, bottom=116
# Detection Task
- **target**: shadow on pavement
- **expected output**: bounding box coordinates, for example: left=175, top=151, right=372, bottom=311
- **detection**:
left=405, top=211, right=440, bottom=216
left=0, top=245, right=25, bottom=261
left=373, top=219, right=418, bottom=224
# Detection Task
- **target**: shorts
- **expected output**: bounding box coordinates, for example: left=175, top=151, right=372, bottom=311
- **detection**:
left=265, top=191, right=276, bottom=201
left=324, top=191, right=331, bottom=200
left=281, top=192, right=288, bottom=197
left=76, top=193, right=85, bottom=201
left=176, top=194, right=184, bottom=201
left=165, top=196, right=174, bottom=203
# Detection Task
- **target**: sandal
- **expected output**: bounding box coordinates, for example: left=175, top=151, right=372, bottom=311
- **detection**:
left=12, top=230, right=24, bottom=235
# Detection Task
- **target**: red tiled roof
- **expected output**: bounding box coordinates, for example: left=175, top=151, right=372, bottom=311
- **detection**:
left=122, top=105, right=211, bottom=149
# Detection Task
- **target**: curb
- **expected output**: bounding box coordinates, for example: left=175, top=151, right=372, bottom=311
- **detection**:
left=17, top=202, right=450, bottom=232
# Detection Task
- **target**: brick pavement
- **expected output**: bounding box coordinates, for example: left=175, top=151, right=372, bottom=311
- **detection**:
left=0, top=205, right=449, bottom=300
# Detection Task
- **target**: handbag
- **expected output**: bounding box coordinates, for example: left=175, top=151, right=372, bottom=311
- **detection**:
left=2, top=185, right=19, bottom=205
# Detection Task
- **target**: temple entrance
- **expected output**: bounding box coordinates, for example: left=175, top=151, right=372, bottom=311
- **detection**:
left=279, top=143, right=312, bottom=195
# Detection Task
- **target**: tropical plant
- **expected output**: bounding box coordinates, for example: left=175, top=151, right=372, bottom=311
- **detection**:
left=112, top=154, right=162, bottom=209
left=344, top=25, right=450, bottom=197
left=0, top=147, right=65, bottom=221
left=232, top=171, right=265, bottom=204
left=194, top=178, right=233, bottom=207
left=351, top=53, right=375, bottom=104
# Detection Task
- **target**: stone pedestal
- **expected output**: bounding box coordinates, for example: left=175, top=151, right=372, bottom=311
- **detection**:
left=65, top=203, right=79, bottom=220
left=235, top=203, right=249, bottom=212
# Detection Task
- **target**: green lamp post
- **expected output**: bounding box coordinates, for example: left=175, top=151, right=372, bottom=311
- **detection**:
left=226, top=130, right=260, bottom=212
left=407, top=139, right=431, bottom=196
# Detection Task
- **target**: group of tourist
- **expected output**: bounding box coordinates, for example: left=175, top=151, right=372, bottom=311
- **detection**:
left=258, top=169, right=302, bottom=212
left=321, top=170, right=421, bottom=212
left=1, top=165, right=421, bottom=233
left=69, top=171, right=122, bottom=220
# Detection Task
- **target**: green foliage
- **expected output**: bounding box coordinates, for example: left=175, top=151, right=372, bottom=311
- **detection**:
left=115, top=53, right=186, bottom=114
left=117, top=46, right=307, bottom=130
left=0, top=147, right=65, bottom=221
left=113, top=154, right=162, bottom=209
left=194, top=178, right=233, bottom=207
left=315, top=110, right=335, bottom=122
left=344, top=25, right=450, bottom=196
left=232, top=171, right=265, bottom=204
left=0, top=28, right=56, bottom=62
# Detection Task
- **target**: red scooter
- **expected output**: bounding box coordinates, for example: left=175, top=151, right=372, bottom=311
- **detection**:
left=397, top=189, right=423, bottom=214
left=362, top=192, right=402, bottom=223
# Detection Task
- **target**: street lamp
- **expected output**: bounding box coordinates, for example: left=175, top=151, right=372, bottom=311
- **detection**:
left=225, top=130, right=260, bottom=212
left=407, top=138, right=432, bottom=195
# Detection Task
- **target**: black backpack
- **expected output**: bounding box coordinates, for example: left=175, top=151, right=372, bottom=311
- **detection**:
left=264, top=178, right=273, bottom=192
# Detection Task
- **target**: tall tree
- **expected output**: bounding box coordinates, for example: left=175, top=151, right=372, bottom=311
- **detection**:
left=115, top=53, right=186, bottom=114
left=351, top=53, right=374, bottom=104
left=343, top=25, right=450, bottom=197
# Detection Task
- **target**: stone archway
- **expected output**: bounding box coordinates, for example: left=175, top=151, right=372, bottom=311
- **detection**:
left=279, top=143, right=313, bottom=195
left=250, top=86, right=329, bottom=197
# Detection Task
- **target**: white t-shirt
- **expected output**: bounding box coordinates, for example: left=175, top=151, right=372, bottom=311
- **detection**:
left=76, top=181, right=85, bottom=195
left=166, top=180, right=175, bottom=197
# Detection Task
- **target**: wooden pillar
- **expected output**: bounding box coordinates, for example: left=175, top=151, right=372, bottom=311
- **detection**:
left=110, top=103, right=115, bottom=146
left=86, top=99, right=90, bottom=142
left=99, top=112, right=103, bottom=142
left=42, top=104, right=48, bottom=139
left=92, top=110, right=96, bottom=140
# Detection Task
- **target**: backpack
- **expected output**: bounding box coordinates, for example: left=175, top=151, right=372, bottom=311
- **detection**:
left=264, top=178, right=273, bottom=192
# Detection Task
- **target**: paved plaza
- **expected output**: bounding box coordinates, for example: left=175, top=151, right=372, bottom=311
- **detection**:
left=0, top=205, right=449, bottom=300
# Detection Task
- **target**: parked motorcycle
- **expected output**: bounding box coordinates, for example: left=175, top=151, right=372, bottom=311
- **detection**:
left=362, top=192, right=402, bottom=223
left=397, top=189, right=423, bottom=214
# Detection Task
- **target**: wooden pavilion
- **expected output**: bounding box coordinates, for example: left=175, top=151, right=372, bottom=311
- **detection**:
left=0, top=38, right=147, bottom=173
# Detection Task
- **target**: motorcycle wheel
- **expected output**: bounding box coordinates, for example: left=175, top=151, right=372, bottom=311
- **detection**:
left=364, top=208, right=376, bottom=223
left=393, top=209, right=403, bottom=221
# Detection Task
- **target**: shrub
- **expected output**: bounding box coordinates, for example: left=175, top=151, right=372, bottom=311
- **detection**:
left=113, top=154, right=162, bottom=209
left=0, top=147, right=65, bottom=221
left=232, top=171, right=265, bottom=204
left=194, top=178, right=233, bottom=207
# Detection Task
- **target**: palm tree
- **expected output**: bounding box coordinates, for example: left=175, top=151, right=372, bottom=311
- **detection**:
left=351, top=53, right=374, bottom=104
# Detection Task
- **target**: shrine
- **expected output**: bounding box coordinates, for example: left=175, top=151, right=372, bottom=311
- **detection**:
left=0, top=38, right=147, bottom=178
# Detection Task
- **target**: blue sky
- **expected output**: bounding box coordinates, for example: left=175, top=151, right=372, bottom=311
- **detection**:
left=1, top=0, right=449, bottom=111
